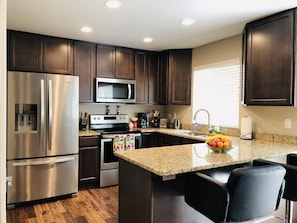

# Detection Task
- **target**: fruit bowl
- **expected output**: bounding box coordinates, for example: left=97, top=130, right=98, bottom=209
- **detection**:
left=205, top=133, right=233, bottom=153
left=206, top=145, right=233, bottom=153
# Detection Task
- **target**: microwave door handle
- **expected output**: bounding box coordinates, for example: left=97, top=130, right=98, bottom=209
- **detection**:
left=40, top=79, right=45, bottom=152
left=128, top=84, right=131, bottom=99
left=48, top=79, right=53, bottom=150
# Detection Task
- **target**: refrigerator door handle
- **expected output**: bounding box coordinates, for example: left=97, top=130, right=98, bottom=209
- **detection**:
left=12, top=157, right=75, bottom=167
left=40, top=79, right=45, bottom=152
left=48, top=79, right=53, bottom=150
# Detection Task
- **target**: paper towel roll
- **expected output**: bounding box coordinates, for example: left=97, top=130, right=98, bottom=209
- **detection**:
left=240, top=116, right=252, bottom=139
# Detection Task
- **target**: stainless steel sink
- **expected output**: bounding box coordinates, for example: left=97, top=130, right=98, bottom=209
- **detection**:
left=182, top=132, right=208, bottom=140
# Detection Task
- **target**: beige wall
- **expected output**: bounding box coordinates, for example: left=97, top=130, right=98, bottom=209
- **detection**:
left=167, top=34, right=297, bottom=136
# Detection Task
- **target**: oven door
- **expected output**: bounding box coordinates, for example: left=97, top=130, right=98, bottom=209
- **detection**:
left=100, top=138, right=119, bottom=170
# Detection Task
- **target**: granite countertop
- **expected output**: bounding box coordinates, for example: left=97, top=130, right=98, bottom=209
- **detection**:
left=79, top=130, right=100, bottom=137
left=115, top=133, right=297, bottom=177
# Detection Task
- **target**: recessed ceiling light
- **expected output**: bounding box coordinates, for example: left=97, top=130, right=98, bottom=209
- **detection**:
left=105, top=0, right=122, bottom=9
left=143, top=37, right=153, bottom=43
left=181, top=18, right=195, bottom=26
left=81, top=26, right=93, bottom=33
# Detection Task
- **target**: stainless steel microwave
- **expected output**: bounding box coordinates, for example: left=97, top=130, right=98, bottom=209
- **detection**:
left=95, top=77, right=136, bottom=103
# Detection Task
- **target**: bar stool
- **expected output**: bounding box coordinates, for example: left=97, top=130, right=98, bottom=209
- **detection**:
left=184, top=164, right=286, bottom=223
left=254, top=154, right=297, bottom=223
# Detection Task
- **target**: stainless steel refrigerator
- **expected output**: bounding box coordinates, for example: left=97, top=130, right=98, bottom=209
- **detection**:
left=7, top=71, right=79, bottom=207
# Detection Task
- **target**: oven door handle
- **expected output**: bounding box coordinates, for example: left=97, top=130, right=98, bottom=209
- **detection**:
left=101, top=133, right=141, bottom=139
left=101, top=135, right=116, bottom=139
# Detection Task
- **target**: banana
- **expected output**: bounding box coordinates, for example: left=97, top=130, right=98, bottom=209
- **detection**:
left=205, top=134, right=232, bottom=143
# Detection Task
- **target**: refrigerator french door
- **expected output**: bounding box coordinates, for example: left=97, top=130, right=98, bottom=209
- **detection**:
left=7, top=71, right=79, bottom=207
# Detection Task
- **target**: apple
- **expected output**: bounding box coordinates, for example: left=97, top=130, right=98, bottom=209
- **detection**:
left=223, top=141, right=232, bottom=148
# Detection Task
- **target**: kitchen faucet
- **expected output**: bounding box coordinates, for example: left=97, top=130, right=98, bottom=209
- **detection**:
left=193, top=109, right=212, bottom=133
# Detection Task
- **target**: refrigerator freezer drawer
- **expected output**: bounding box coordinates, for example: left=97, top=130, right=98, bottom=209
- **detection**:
left=7, top=155, right=78, bottom=205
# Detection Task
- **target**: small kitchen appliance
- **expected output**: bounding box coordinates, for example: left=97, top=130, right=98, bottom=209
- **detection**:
left=137, top=112, right=149, bottom=128
left=79, top=112, right=88, bottom=130
left=174, top=119, right=180, bottom=129
left=150, top=110, right=160, bottom=128
left=160, top=118, right=168, bottom=128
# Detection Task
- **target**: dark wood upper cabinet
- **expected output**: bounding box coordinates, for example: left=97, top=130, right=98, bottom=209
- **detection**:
left=74, top=41, right=95, bottom=102
left=243, top=9, right=296, bottom=106
left=116, top=47, right=135, bottom=79
left=135, top=51, right=149, bottom=104
left=8, top=30, right=74, bottom=75
left=8, top=30, right=42, bottom=72
left=135, top=50, right=160, bottom=104
left=43, top=36, right=73, bottom=75
left=159, top=49, right=192, bottom=105
left=96, top=45, right=134, bottom=80
left=148, top=52, right=160, bottom=104
left=96, top=44, right=116, bottom=78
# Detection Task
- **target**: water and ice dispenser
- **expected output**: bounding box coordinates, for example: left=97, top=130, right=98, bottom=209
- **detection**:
left=15, top=104, right=37, bottom=133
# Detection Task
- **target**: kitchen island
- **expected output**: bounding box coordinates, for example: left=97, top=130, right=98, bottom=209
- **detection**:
left=115, top=137, right=297, bottom=223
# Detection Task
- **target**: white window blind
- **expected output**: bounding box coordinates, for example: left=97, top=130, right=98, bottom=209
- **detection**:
left=193, top=59, right=240, bottom=128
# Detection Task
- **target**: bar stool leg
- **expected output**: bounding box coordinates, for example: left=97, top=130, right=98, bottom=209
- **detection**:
left=285, top=200, right=293, bottom=223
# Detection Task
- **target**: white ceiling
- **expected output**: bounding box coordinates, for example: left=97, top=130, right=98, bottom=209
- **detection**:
left=7, top=0, right=297, bottom=51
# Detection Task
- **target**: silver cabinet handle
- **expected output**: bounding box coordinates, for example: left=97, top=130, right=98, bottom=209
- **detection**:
left=12, top=157, right=75, bottom=167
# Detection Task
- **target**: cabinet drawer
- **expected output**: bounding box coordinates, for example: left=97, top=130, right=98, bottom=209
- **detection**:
left=79, top=136, right=99, bottom=147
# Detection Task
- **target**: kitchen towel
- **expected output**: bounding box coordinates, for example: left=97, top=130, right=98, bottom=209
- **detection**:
left=240, top=116, right=252, bottom=139
left=124, top=134, right=135, bottom=150
left=113, top=134, right=135, bottom=151
left=113, top=135, right=125, bottom=151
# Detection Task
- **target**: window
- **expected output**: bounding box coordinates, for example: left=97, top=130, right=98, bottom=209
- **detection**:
left=192, top=59, right=240, bottom=128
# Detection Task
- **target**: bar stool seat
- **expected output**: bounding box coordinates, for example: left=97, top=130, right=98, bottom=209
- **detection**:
left=184, top=164, right=286, bottom=223
left=254, top=154, right=297, bottom=223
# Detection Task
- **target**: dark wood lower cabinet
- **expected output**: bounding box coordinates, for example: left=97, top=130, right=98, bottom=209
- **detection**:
left=141, top=132, right=203, bottom=148
left=79, top=136, right=99, bottom=189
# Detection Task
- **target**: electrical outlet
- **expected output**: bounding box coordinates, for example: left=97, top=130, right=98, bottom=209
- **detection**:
left=285, top=119, right=292, bottom=128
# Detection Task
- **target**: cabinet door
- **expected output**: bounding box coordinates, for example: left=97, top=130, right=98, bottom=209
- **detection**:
left=148, top=52, right=160, bottom=104
left=96, top=45, right=116, bottom=78
left=243, top=10, right=295, bottom=105
left=79, top=147, right=99, bottom=189
left=159, top=133, right=182, bottom=146
left=159, top=52, right=169, bottom=105
left=74, top=41, right=95, bottom=102
left=116, top=47, right=135, bottom=79
left=141, top=132, right=156, bottom=148
left=135, top=51, right=149, bottom=103
left=8, top=30, right=42, bottom=72
left=43, top=36, right=73, bottom=75
left=168, top=49, right=192, bottom=105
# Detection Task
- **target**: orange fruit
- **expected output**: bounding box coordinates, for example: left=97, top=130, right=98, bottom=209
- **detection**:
left=217, top=141, right=224, bottom=148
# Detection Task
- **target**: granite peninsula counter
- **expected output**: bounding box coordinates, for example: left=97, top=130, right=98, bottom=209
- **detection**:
left=115, top=137, right=297, bottom=177
left=115, top=135, right=297, bottom=223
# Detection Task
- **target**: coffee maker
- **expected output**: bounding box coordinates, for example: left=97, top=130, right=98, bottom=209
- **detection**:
left=150, top=110, right=160, bottom=128
left=137, top=113, right=149, bottom=128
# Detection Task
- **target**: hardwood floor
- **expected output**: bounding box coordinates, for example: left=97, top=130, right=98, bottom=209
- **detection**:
left=6, top=185, right=296, bottom=223
left=6, top=186, right=118, bottom=223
